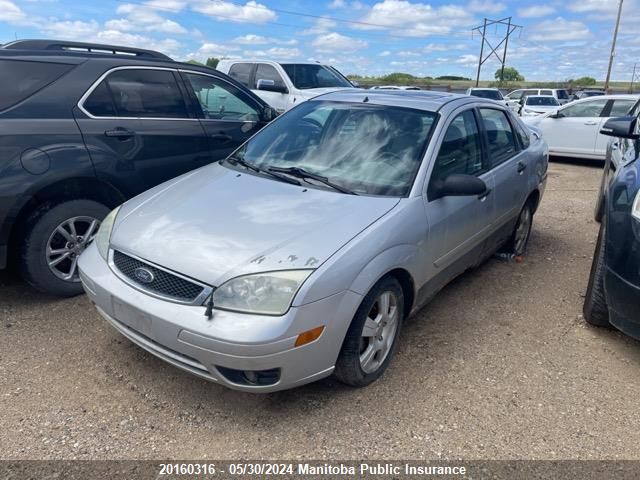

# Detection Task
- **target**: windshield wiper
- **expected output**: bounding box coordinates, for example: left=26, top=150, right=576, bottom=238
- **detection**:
left=224, top=156, right=301, bottom=186
left=267, top=166, right=357, bottom=195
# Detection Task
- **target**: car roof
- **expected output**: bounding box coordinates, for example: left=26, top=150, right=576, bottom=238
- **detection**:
left=469, top=87, right=499, bottom=91
left=311, top=89, right=500, bottom=112
left=220, top=59, right=329, bottom=66
left=570, top=94, right=640, bottom=102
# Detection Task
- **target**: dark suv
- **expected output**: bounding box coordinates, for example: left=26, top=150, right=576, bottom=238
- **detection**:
left=584, top=100, right=640, bottom=338
left=0, top=39, right=275, bottom=296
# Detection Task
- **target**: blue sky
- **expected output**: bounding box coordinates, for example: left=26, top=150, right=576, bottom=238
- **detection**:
left=1, top=0, right=638, bottom=81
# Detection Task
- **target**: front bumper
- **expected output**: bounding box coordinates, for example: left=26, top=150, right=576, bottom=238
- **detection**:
left=605, top=267, right=640, bottom=340
left=78, top=244, right=363, bottom=392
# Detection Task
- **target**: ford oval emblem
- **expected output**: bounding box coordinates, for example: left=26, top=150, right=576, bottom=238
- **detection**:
left=134, top=267, right=154, bottom=284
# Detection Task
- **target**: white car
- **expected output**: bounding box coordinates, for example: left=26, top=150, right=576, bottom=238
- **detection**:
left=523, top=94, right=639, bottom=160
left=370, top=85, right=421, bottom=90
left=505, top=88, right=570, bottom=111
left=518, top=95, right=560, bottom=117
left=217, top=60, right=354, bottom=113
left=465, top=87, right=508, bottom=107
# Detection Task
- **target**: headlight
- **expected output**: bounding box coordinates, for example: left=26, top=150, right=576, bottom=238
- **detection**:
left=95, top=206, right=121, bottom=260
left=632, top=190, right=640, bottom=222
left=212, top=270, right=313, bottom=315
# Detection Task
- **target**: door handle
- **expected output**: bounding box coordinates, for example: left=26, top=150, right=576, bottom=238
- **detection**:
left=105, top=128, right=136, bottom=138
left=209, top=133, right=233, bottom=144
left=478, top=188, right=492, bottom=201
left=517, top=161, right=527, bottom=173
left=584, top=121, right=598, bottom=126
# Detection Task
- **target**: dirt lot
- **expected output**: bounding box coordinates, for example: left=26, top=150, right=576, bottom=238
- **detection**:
left=2, top=161, right=640, bottom=461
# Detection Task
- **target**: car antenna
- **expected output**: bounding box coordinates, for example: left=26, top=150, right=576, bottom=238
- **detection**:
left=204, top=293, right=214, bottom=320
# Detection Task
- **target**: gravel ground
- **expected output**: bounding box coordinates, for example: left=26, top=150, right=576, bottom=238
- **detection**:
left=1, top=161, right=640, bottom=461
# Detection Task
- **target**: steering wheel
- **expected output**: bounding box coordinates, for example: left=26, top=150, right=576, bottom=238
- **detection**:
left=300, top=117, right=323, bottom=130
left=376, top=151, right=402, bottom=166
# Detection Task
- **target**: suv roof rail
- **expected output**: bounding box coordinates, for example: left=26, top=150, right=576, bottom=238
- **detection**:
left=1, top=39, right=173, bottom=61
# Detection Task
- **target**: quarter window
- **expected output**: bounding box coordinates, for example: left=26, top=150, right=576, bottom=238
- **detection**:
left=184, top=73, right=260, bottom=122
left=254, top=64, right=286, bottom=89
left=561, top=99, right=608, bottom=118
left=87, top=69, right=189, bottom=119
left=479, top=108, right=517, bottom=168
left=430, top=110, right=483, bottom=192
left=228, top=63, right=253, bottom=88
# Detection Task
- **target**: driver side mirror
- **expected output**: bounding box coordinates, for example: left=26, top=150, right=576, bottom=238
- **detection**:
left=548, top=110, right=564, bottom=118
left=256, top=78, right=289, bottom=94
left=261, top=106, right=279, bottom=122
left=432, top=174, right=488, bottom=200
left=600, top=116, right=639, bottom=139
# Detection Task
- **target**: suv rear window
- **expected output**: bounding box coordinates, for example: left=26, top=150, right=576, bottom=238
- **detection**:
left=0, top=59, right=73, bottom=111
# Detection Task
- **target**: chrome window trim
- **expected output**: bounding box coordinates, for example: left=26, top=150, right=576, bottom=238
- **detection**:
left=78, top=65, right=199, bottom=121
left=108, top=248, right=213, bottom=305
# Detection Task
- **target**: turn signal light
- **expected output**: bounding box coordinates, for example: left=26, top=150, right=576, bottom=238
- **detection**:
left=295, top=326, right=325, bottom=347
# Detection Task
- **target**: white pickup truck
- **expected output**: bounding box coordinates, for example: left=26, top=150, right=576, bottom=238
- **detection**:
left=217, top=60, right=355, bottom=113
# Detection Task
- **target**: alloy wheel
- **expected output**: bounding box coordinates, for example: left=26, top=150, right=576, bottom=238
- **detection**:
left=46, top=216, right=100, bottom=282
left=514, top=206, right=532, bottom=254
left=359, top=290, right=399, bottom=374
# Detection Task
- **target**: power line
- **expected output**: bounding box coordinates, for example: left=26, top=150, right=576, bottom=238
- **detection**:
left=472, top=17, right=522, bottom=86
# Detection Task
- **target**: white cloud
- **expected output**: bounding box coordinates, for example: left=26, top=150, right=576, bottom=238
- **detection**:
left=246, top=47, right=302, bottom=59
left=517, top=5, right=556, bottom=18
left=108, top=3, right=187, bottom=34
left=356, top=0, right=474, bottom=37
left=328, top=0, right=346, bottom=7
left=0, top=0, right=31, bottom=25
left=379, top=50, right=391, bottom=56
left=187, top=41, right=239, bottom=60
left=232, top=34, right=297, bottom=45
left=40, top=19, right=101, bottom=39
left=191, top=0, right=276, bottom=23
left=311, top=32, right=368, bottom=53
left=467, top=0, right=505, bottom=14
left=301, top=18, right=337, bottom=35
left=528, top=17, right=592, bottom=42
left=569, top=0, right=617, bottom=13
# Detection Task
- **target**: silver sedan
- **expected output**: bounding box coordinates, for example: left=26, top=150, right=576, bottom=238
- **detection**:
left=79, top=90, right=548, bottom=392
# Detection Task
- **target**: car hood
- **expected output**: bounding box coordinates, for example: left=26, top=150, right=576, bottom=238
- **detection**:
left=110, top=164, right=399, bottom=287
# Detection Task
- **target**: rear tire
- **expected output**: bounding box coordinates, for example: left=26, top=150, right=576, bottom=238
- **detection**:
left=583, top=218, right=611, bottom=327
left=335, top=276, right=404, bottom=388
left=19, top=200, right=110, bottom=297
left=504, top=201, right=534, bottom=256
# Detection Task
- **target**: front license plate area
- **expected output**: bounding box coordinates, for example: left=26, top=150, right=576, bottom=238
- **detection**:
left=112, top=299, right=153, bottom=338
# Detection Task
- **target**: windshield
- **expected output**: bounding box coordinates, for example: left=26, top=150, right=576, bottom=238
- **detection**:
left=229, top=101, right=438, bottom=196
left=556, top=89, right=569, bottom=99
left=470, top=89, right=503, bottom=100
left=526, top=96, right=559, bottom=106
left=281, top=64, right=353, bottom=90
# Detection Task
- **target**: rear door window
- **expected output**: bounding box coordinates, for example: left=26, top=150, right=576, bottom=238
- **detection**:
left=100, top=69, right=189, bottom=118
left=0, top=59, right=74, bottom=111
left=608, top=99, right=637, bottom=117
left=479, top=108, right=517, bottom=168
left=228, top=63, right=253, bottom=88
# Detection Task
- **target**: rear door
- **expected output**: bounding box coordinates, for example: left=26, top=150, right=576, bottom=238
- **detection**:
left=478, top=107, right=529, bottom=248
left=540, top=98, right=609, bottom=156
left=75, top=67, right=211, bottom=197
left=423, top=108, right=495, bottom=282
left=179, top=70, right=267, bottom=159
left=595, top=98, right=639, bottom=156
left=252, top=63, right=289, bottom=113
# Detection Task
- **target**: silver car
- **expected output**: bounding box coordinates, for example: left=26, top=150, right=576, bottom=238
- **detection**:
left=78, top=90, right=548, bottom=392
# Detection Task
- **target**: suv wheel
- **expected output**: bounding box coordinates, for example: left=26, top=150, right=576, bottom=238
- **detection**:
left=335, top=276, right=404, bottom=387
left=20, top=200, right=110, bottom=297
left=583, top=217, right=611, bottom=327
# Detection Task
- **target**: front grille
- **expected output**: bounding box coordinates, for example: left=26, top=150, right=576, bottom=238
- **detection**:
left=112, top=250, right=205, bottom=303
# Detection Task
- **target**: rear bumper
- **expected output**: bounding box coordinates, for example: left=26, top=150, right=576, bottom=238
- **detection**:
left=605, top=267, right=640, bottom=340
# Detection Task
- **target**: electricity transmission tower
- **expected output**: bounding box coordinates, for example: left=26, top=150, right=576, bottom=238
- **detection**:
left=472, top=17, right=522, bottom=87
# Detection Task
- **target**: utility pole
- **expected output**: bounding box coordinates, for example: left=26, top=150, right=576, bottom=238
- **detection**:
left=604, top=0, right=624, bottom=92
left=472, top=17, right=522, bottom=87
left=631, top=63, right=638, bottom=93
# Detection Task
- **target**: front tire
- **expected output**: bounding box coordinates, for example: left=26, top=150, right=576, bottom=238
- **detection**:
left=19, top=200, right=110, bottom=297
left=583, top=218, right=611, bottom=327
left=335, top=276, right=404, bottom=387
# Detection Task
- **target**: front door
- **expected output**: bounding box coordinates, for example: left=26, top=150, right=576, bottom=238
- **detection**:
left=180, top=71, right=267, bottom=160
left=541, top=98, right=609, bottom=156
left=75, top=67, right=211, bottom=198
left=422, top=108, right=496, bottom=292
left=252, top=63, right=289, bottom=114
